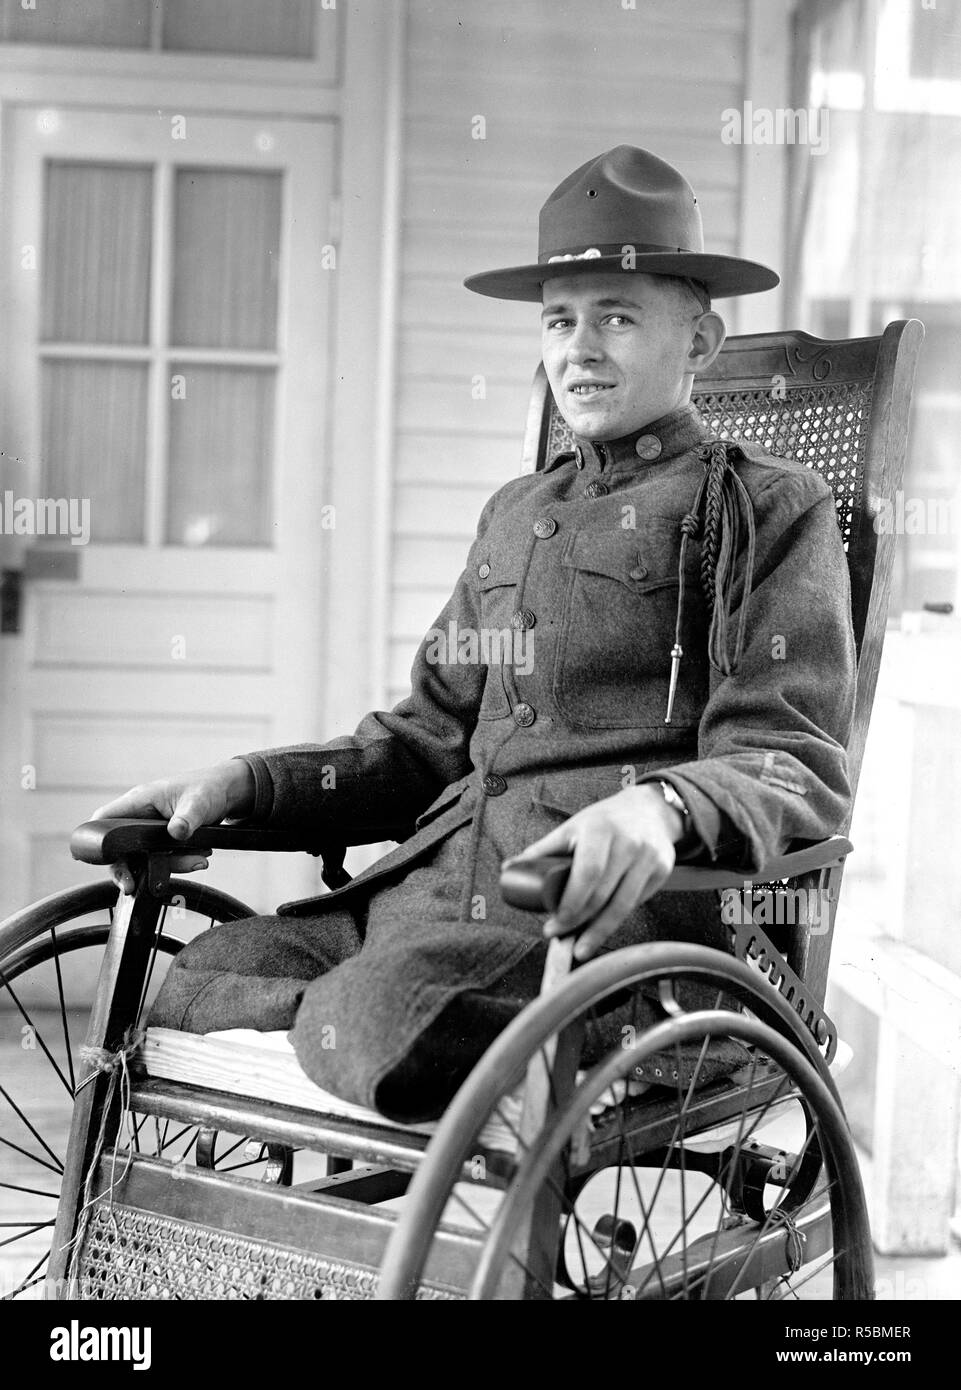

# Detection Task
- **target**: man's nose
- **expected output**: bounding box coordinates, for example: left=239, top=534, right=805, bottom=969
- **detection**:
left=566, top=323, right=604, bottom=364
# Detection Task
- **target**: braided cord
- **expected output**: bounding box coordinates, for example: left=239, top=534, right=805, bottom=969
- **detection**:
left=666, top=441, right=757, bottom=722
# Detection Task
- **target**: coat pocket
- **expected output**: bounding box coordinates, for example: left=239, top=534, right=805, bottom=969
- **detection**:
left=524, top=768, right=628, bottom=842
left=553, top=521, right=708, bottom=730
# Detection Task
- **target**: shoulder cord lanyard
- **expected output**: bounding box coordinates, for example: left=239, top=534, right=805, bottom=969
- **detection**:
left=666, top=441, right=758, bottom=724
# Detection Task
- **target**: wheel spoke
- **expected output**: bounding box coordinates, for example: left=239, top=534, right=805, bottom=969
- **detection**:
left=136, top=902, right=166, bottom=1025
left=0, top=969, right=74, bottom=1098
left=48, top=927, right=77, bottom=1095
left=2, top=1248, right=51, bottom=1300
left=447, top=1184, right=494, bottom=1235
left=0, top=1133, right=63, bottom=1176
left=601, top=1120, right=628, bottom=1301
left=675, top=1041, right=690, bottom=1291
left=0, top=1180, right=60, bottom=1199
left=702, top=1064, right=800, bottom=1284
left=702, top=1046, right=765, bottom=1270
left=0, top=1082, right=65, bottom=1171
left=156, top=1122, right=196, bottom=1156
left=655, top=1074, right=796, bottom=1296
left=629, top=1063, right=796, bottom=1298
left=0, top=1220, right=55, bottom=1251
left=619, top=1026, right=724, bottom=1294
left=602, top=1087, right=668, bottom=1294
left=212, top=1135, right=249, bottom=1165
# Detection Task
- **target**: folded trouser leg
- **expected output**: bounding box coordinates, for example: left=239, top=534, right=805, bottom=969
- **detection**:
left=146, top=909, right=364, bottom=1033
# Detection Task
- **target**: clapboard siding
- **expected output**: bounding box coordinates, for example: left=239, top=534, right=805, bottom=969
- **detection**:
left=399, top=329, right=542, bottom=386
left=397, top=378, right=533, bottom=437
left=396, top=432, right=523, bottom=487
left=388, top=0, right=752, bottom=707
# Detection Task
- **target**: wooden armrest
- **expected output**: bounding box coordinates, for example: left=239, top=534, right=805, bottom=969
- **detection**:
left=69, top=817, right=407, bottom=866
left=500, top=836, right=853, bottom=913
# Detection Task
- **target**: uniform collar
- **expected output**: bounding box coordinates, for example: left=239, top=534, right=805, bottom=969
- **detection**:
left=545, top=401, right=711, bottom=473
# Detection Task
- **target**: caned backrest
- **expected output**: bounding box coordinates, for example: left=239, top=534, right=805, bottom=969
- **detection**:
left=521, top=322, right=925, bottom=813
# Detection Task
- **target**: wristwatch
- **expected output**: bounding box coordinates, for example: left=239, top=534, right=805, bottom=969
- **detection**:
left=656, top=779, right=693, bottom=843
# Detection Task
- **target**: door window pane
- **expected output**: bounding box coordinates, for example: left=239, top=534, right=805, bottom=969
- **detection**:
left=0, top=0, right=151, bottom=47
left=162, top=0, right=314, bottom=58
left=42, top=162, right=152, bottom=345
left=166, top=365, right=274, bottom=546
left=171, top=169, right=281, bottom=350
left=40, top=360, right=148, bottom=543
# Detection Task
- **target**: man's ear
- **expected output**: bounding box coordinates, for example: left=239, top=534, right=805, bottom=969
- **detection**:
left=687, top=311, right=726, bottom=375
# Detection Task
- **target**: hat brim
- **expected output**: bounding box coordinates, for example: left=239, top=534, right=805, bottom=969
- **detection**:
left=464, top=252, right=779, bottom=302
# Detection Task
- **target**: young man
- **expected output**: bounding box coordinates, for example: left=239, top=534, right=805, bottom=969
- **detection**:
left=94, top=147, right=856, bottom=1122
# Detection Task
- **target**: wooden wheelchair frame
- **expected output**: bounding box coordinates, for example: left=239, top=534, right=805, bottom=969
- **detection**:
left=1, top=319, right=923, bottom=1300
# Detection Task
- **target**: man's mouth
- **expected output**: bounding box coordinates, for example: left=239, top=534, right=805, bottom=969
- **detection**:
left=568, top=383, right=615, bottom=397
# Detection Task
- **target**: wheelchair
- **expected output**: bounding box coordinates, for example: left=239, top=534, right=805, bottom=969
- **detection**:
left=0, top=320, right=924, bottom=1300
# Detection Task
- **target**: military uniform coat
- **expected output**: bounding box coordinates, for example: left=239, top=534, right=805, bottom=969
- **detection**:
left=149, top=404, right=857, bottom=1121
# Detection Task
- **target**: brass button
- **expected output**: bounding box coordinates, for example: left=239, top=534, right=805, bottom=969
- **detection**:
left=635, top=434, right=662, bottom=460
left=477, top=562, right=491, bottom=579
left=481, top=773, right=507, bottom=796
left=584, top=480, right=608, bottom=499
left=533, top=517, right=557, bottom=539
left=629, top=564, right=648, bottom=580
left=513, top=703, right=536, bottom=727
left=511, top=609, right=536, bottom=630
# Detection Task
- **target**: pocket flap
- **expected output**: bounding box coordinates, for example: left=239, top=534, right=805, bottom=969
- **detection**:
left=529, top=768, right=627, bottom=816
left=562, top=524, right=683, bottom=592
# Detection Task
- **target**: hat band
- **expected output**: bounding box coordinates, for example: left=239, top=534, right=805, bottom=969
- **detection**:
left=539, top=241, right=692, bottom=264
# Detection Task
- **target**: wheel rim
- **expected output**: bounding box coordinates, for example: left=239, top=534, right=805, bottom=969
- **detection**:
left=470, top=1011, right=870, bottom=1300
left=378, top=944, right=870, bottom=1301
left=0, top=878, right=260, bottom=1300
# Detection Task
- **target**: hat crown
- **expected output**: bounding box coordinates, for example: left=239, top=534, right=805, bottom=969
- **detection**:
left=538, top=145, right=704, bottom=261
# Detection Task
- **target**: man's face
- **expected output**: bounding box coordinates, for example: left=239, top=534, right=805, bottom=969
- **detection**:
left=541, top=272, right=701, bottom=440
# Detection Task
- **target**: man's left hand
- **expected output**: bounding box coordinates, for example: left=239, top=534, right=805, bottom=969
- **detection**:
left=504, top=784, right=685, bottom=961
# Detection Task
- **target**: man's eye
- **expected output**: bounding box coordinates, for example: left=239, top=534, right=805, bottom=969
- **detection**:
left=546, top=318, right=572, bottom=331
left=605, top=314, right=632, bottom=327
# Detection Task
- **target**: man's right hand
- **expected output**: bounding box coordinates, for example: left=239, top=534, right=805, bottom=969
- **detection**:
left=89, top=758, right=257, bottom=894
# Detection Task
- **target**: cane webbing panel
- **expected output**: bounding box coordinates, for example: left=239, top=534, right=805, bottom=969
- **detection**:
left=75, top=1202, right=461, bottom=1300
left=544, top=379, right=874, bottom=551
left=694, top=383, right=872, bottom=550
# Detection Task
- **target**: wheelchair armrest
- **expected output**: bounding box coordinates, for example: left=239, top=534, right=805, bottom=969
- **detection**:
left=500, top=836, right=853, bottom=913
left=69, top=817, right=408, bottom=866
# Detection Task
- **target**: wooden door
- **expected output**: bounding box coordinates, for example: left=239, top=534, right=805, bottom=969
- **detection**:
left=0, top=107, right=335, bottom=919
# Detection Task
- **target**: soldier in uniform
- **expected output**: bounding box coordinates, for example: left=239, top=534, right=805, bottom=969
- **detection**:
left=94, top=147, right=855, bottom=1122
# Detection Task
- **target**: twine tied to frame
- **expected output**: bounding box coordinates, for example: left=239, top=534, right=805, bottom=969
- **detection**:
left=62, top=1029, right=144, bottom=1295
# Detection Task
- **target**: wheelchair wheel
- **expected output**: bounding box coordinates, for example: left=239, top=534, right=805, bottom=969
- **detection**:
left=378, top=943, right=873, bottom=1301
left=0, top=877, right=260, bottom=1300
